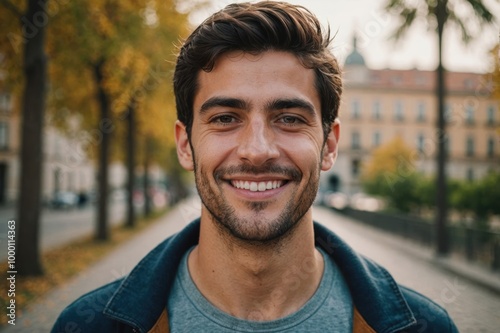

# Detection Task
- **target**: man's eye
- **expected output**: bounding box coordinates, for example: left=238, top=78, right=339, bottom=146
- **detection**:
left=279, top=115, right=302, bottom=124
left=218, top=115, right=234, bottom=123
left=211, top=114, right=237, bottom=125
left=282, top=116, right=297, bottom=123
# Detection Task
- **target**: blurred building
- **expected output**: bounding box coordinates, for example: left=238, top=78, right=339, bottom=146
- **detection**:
left=0, top=88, right=165, bottom=208
left=328, top=36, right=500, bottom=195
left=0, top=88, right=19, bottom=203
left=0, top=89, right=97, bottom=205
left=43, top=125, right=96, bottom=202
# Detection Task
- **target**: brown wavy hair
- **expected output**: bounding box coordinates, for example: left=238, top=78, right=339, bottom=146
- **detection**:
left=173, top=1, right=342, bottom=140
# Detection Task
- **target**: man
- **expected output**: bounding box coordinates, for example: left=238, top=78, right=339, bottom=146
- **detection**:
left=52, top=2, right=458, bottom=332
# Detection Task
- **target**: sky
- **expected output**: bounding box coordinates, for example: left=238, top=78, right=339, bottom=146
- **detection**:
left=185, top=0, right=500, bottom=74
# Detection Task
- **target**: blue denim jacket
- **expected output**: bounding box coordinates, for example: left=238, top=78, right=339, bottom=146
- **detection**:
left=52, top=220, right=458, bottom=333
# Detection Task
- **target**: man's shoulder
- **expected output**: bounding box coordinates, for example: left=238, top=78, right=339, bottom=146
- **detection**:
left=51, top=280, right=128, bottom=333
left=313, top=222, right=457, bottom=332
left=399, top=285, right=458, bottom=333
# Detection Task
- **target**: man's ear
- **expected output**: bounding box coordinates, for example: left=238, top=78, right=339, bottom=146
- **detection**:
left=321, top=118, right=340, bottom=171
left=175, top=120, right=194, bottom=171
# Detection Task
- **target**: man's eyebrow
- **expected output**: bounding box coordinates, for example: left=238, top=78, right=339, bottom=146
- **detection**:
left=266, top=98, right=316, bottom=116
left=199, top=97, right=247, bottom=114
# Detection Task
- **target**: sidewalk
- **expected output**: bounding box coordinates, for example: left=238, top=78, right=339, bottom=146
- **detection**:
left=332, top=209, right=500, bottom=295
left=0, top=196, right=202, bottom=333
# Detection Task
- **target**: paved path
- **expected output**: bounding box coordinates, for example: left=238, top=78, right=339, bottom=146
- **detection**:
left=0, top=201, right=127, bottom=262
left=2, top=199, right=499, bottom=332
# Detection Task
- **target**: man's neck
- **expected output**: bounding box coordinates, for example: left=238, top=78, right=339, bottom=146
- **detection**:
left=188, top=210, right=324, bottom=321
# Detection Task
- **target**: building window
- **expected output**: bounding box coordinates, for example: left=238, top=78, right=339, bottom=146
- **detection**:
left=0, top=122, right=8, bottom=149
left=415, top=74, right=427, bottom=86
left=444, top=104, right=452, bottom=122
left=372, top=101, right=381, bottom=120
left=487, top=105, right=496, bottom=125
left=417, top=133, right=425, bottom=153
left=416, top=102, right=426, bottom=122
left=487, top=137, right=495, bottom=158
left=0, top=93, right=10, bottom=111
left=351, top=159, right=360, bottom=177
left=466, top=136, right=474, bottom=157
left=373, top=131, right=381, bottom=147
left=464, top=79, right=474, bottom=90
left=371, top=73, right=381, bottom=83
left=394, top=101, right=404, bottom=121
left=351, top=99, right=361, bottom=119
left=465, top=105, right=474, bottom=125
left=391, top=76, right=402, bottom=85
left=351, top=131, right=361, bottom=150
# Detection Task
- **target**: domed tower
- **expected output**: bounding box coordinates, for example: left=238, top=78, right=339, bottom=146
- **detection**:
left=344, top=34, right=369, bottom=85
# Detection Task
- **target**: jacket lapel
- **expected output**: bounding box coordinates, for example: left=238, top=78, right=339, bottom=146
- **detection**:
left=314, top=223, right=416, bottom=332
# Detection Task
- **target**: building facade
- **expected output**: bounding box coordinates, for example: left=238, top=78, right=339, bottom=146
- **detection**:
left=0, top=89, right=19, bottom=203
left=327, top=37, right=500, bottom=195
left=0, top=88, right=97, bottom=205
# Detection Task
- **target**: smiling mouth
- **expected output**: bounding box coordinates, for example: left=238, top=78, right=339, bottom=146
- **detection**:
left=230, top=180, right=286, bottom=192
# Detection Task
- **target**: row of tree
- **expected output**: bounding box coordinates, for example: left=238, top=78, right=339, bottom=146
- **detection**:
left=361, top=137, right=500, bottom=229
left=0, top=0, right=194, bottom=275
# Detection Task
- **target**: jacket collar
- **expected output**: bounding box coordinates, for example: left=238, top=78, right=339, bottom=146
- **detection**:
left=103, top=220, right=200, bottom=332
left=313, top=222, right=416, bottom=332
left=103, top=219, right=415, bottom=333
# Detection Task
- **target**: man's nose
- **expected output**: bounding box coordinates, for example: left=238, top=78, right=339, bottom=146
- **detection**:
left=236, top=119, right=279, bottom=166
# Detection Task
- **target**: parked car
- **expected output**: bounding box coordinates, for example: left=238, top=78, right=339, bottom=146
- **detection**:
left=51, top=191, right=79, bottom=209
left=323, top=192, right=349, bottom=210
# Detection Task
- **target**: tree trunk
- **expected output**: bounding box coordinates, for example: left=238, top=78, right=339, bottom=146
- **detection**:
left=143, top=137, right=152, bottom=217
left=17, top=0, right=49, bottom=276
left=125, top=100, right=136, bottom=227
left=435, top=0, right=449, bottom=256
left=93, top=61, right=111, bottom=241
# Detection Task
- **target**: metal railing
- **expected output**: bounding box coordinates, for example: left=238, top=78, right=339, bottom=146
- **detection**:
left=339, top=207, right=500, bottom=271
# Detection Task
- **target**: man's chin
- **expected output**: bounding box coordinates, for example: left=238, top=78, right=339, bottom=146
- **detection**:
left=217, top=214, right=299, bottom=244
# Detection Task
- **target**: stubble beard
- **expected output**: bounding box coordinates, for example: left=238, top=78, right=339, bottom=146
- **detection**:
left=193, top=159, right=321, bottom=244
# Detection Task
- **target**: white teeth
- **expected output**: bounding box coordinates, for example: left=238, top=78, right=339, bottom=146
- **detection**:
left=231, top=180, right=284, bottom=191
left=258, top=182, right=266, bottom=191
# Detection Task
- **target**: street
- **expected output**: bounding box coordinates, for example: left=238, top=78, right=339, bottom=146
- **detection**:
left=0, top=201, right=126, bottom=262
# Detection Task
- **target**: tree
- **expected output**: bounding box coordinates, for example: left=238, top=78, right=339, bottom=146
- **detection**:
left=385, top=0, right=497, bottom=256
left=0, top=0, right=49, bottom=276
left=47, top=0, right=178, bottom=238
left=450, top=172, right=500, bottom=226
left=48, top=0, right=190, bottom=232
left=47, top=1, right=143, bottom=240
left=361, top=137, right=424, bottom=212
left=112, top=1, right=191, bottom=222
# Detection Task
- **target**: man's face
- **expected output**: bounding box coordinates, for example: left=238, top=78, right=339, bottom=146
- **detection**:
left=176, top=51, right=339, bottom=242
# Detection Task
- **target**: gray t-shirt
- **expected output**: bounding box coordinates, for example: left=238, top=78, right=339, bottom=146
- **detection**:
left=167, top=247, right=353, bottom=332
